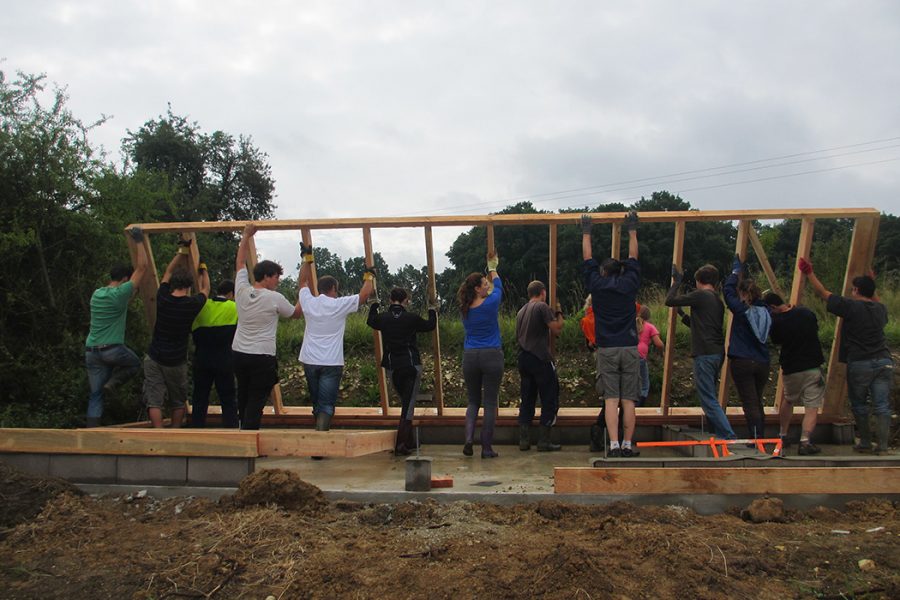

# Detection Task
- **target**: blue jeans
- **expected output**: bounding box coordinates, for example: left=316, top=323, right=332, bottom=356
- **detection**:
left=847, top=357, right=894, bottom=418
left=304, top=364, right=344, bottom=416
left=694, top=354, right=736, bottom=439
left=85, top=344, right=141, bottom=419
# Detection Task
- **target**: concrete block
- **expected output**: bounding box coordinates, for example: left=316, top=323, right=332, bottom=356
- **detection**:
left=405, top=456, right=432, bottom=492
left=0, top=452, right=51, bottom=476
left=49, top=454, right=117, bottom=483
left=187, top=457, right=255, bottom=487
left=117, top=456, right=187, bottom=485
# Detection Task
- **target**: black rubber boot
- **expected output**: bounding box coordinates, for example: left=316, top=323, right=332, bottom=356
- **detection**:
left=395, top=419, right=412, bottom=456
left=519, top=423, right=531, bottom=451
left=537, top=425, right=561, bottom=452
left=854, top=416, right=873, bottom=452
left=875, top=415, right=892, bottom=454
left=315, top=412, right=332, bottom=431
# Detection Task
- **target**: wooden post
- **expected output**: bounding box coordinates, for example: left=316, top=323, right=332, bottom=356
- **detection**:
left=363, top=227, right=390, bottom=415
left=179, top=231, right=201, bottom=291
left=774, top=218, right=816, bottom=410
left=486, top=223, right=495, bottom=257
left=127, top=232, right=161, bottom=330
left=822, top=216, right=880, bottom=415
left=747, top=226, right=783, bottom=298
left=718, top=220, right=750, bottom=407
left=611, top=223, right=621, bottom=260
left=300, top=228, right=319, bottom=295
left=548, top=224, right=558, bottom=356
left=660, top=221, right=685, bottom=415
left=424, top=226, right=444, bottom=415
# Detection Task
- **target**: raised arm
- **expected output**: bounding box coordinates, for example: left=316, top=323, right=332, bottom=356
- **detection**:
left=580, top=214, right=592, bottom=261
left=235, top=223, right=257, bottom=274
left=358, top=268, right=376, bottom=306
left=799, top=258, right=831, bottom=300
left=299, top=242, right=313, bottom=291
left=128, top=227, right=147, bottom=293
left=161, top=247, right=188, bottom=284
left=487, top=251, right=499, bottom=280
left=548, top=303, right=564, bottom=336
left=625, top=210, right=638, bottom=260
left=197, top=262, right=211, bottom=297
left=366, top=302, right=381, bottom=330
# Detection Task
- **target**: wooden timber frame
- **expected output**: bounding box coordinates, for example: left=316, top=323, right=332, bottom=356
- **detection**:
left=125, top=207, right=880, bottom=424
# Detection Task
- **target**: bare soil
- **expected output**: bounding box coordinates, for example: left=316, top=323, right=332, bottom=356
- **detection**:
left=1, top=467, right=898, bottom=599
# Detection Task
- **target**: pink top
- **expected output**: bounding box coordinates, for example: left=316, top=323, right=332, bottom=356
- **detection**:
left=637, top=322, right=660, bottom=359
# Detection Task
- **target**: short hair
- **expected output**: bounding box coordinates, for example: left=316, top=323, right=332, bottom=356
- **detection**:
left=852, top=275, right=876, bottom=298
left=318, top=275, right=339, bottom=295
left=253, top=260, right=283, bottom=282
left=694, top=264, right=719, bottom=286
left=763, top=291, right=784, bottom=307
left=109, top=264, right=134, bottom=282
left=217, top=280, right=235, bottom=296
left=169, top=268, right=194, bottom=291
left=527, top=280, right=546, bottom=298
left=737, top=278, right=762, bottom=303
left=390, top=287, right=408, bottom=303
left=600, top=258, right=622, bottom=277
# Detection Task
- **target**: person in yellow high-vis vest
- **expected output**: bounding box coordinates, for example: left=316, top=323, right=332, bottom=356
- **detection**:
left=191, top=278, right=239, bottom=427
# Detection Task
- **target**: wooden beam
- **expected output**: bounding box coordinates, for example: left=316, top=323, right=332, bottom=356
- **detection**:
left=180, top=231, right=201, bottom=291
left=610, top=223, right=621, bottom=260
left=554, top=466, right=900, bottom=495
left=660, top=221, right=686, bottom=415
left=486, top=223, right=495, bottom=256
left=747, top=226, right=783, bottom=297
left=823, top=215, right=880, bottom=415
left=301, top=228, right=319, bottom=295
left=363, top=227, right=390, bottom=415
left=424, top=226, right=444, bottom=415
left=0, top=428, right=258, bottom=457
left=126, top=208, right=881, bottom=234
left=718, top=220, right=750, bottom=406
left=257, top=429, right=395, bottom=457
left=128, top=233, right=160, bottom=330
left=548, top=223, right=558, bottom=356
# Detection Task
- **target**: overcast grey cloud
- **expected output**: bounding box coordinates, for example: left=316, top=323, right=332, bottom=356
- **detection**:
left=3, top=1, right=899, bottom=271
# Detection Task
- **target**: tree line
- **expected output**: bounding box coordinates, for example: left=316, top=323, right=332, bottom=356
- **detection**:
left=1, top=67, right=897, bottom=427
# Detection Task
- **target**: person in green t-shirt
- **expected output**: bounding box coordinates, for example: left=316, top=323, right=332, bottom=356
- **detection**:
left=84, top=228, right=148, bottom=427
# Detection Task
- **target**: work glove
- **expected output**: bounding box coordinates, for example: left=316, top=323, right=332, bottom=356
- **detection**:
left=363, top=266, right=377, bottom=282
left=427, top=297, right=440, bottom=312
left=300, top=242, right=315, bottom=263
left=676, top=307, right=691, bottom=327
left=198, top=262, right=208, bottom=272
left=177, top=236, right=193, bottom=255
left=128, top=226, right=144, bottom=243
left=486, top=253, right=499, bottom=272
left=671, top=264, right=684, bottom=285
left=555, top=302, right=563, bottom=319
left=580, top=214, right=592, bottom=235
left=624, top=210, right=639, bottom=232
left=731, top=254, right=744, bottom=275
left=798, top=257, right=813, bottom=275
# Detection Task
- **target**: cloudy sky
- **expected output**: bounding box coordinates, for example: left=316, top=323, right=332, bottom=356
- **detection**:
left=3, top=1, right=899, bottom=272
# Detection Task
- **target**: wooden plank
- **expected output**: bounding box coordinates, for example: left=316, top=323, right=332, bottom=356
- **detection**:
left=424, top=226, right=444, bottom=415
left=747, top=226, right=783, bottom=297
left=554, top=466, right=900, bottom=495
left=486, top=224, right=495, bottom=256
left=548, top=223, right=558, bottom=356
left=718, top=220, right=750, bottom=406
left=257, top=429, right=395, bottom=457
left=301, top=228, right=319, bottom=295
left=823, top=216, right=880, bottom=415
left=0, top=428, right=259, bottom=458
left=660, top=221, right=685, bottom=415
left=180, top=230, right=201, bottom=291
left=126, top=207, right=881, bottom=234
left=128, top=233, right=160, bottom=330
left=610, top=223, right=621, bottom=260
left=363, top=227, right=390, bottom=415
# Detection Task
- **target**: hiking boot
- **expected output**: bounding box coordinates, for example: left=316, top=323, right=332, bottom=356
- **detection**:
left=798, top=442, right=821, bottom=456
left=481, top=449, right=499, bottom=459
left=536, top=425, right=561, bottom=452
left=621, top=445, right=640, bottom=458
left=463, top=442, right=474, bottom=457
left=519, top=423, right=531, bottom=451
left=607, top=447, right=622, bottom=458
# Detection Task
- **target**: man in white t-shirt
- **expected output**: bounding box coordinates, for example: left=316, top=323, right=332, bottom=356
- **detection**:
left=232, top=223, right=303, bottom=430
left=298, top=243, right=374, bottom=431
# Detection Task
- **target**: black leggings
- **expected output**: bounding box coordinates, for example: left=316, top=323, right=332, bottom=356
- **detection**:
left=730, top=358, right=769, bottom=439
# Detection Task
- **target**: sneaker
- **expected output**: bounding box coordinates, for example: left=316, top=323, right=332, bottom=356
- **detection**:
left=853, top=442, right=874, bottom=454
left=608, top=447, right=622, bottom=458
left=621, top=446, right=640, bottom=458
left=463, top=442, right=474, bottom=457
left=798, top=442, right=821, bottom=456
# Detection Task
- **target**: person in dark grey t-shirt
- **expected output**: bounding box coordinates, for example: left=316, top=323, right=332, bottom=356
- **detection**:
left=516, top=280, right=565, bottom=452
left=801, top=257, right=893, bottom=454
left=665, top=263, right=736, bottom=440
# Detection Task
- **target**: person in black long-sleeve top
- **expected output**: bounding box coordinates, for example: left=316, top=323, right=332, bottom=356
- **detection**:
left=367, top=287, right=437, bottom=455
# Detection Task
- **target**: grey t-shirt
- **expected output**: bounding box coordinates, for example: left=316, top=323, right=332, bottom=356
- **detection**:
left=516, top=300, right=555, bottom=362
left=826, top=295, right=891, bottom=363
left=665, top=286, right=725, bottom=357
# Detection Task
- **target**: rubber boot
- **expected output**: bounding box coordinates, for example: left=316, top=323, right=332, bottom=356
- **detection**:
left=395, top=419, right=412, bottom=456
left=519, top=423, right=531, bottom=451
left=315, top=412, right=332, bottom=431
left=463, top=412, right=476, bottom=456
left=537, top=425, right=561, bottom=452
left=875, top=415, right=892, bottom=455
left=854, top=416, right=873, bottom=452
left=589, top=423, right=604, bottom=452
left=405, top=420, right=418, bottom=451
left=480, top=407, right=498, bottom=458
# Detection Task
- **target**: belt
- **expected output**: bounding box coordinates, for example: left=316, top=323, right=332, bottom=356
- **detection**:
left=85, top=344, right=120, bottom=352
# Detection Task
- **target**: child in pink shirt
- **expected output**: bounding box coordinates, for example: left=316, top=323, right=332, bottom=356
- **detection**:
left=637, top=306, right=665, bottom=405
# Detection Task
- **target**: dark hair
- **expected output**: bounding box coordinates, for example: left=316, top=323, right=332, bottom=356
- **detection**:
left=694, top=264, right=719, bottom=286
left=737, top=278, right=762, bottom=304
left=390, top=287, right=409, bottom=303
left=852, top=275, right=876, bottom=298
left=457, top=272, right=485, bottom=318
left=639, top=305, right=651, bottom=321
left=217, top=280, right=235, bottom=296
left=600, top=258, right=622, bottom=277
left=527, top=280, right=546, bottom=298
left=253, top=260, right=283, bottom=282
left=763, top=291, right=784, bottom=307
left=109, top=264, right=134, bottom=282
left=169, top=268, right=194, bottom=291
left=318, top=275, right=339, bottom=295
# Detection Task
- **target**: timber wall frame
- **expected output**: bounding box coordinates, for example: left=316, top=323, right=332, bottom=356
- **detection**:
left=126, top=207, right=881, bottom=423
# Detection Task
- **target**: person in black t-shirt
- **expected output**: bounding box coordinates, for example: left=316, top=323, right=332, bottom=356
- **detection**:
left=143, top=242, right=209, bottom=428
left=800, top=257, right=894, bottom=454
left=764, top=292, right=825, bottom=455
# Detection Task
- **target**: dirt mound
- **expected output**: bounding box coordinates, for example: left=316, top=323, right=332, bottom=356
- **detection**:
left=0, top=463, right=83, bottom=528
left=844, top=498, right=897, bottom=519
left=232, top=468, right=325, bottom=511
left=741, top=496, right=786, bottom=523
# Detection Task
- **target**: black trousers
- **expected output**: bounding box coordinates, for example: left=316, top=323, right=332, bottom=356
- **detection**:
left=233, top=351, right=278, bottom=431
left=517, top=350, right=560, bottom=427
left=191, top=351, right=238, bottom=428
left=730, top=357, right=769, bottom=439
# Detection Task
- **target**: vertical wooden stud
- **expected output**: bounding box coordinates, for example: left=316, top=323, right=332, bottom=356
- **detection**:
left=548, top=224, right=558, bottom=356
left=425, top=226, right=444, bottom=415
left=127, top=231, right=160, bottom=330
left=363, top=227, right=390, bottom=415
left=747, top=226, right=783, bottom=298
left=718, top=220, right=750, bottom=407
left=611, top=223, right=621, bottom=260
left=660, top=221, right=686, bottom=415
left=301, top=228, right=319, bottom=296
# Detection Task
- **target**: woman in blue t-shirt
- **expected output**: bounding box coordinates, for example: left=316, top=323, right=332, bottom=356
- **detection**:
left=458, top=252, right=503, bottom=458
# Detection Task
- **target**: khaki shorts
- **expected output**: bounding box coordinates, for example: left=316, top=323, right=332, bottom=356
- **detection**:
left=595, top=346, right=641, bottom=402
left=143, top=355, right=188, bottom=409
left=782, top=368, right=825, bottom=409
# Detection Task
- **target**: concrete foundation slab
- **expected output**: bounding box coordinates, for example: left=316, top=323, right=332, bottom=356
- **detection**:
left=187, top=457, right=255, bottom=487
left=118, top=456, right=187, bottom=485
left=0, top=452, right=50, bottom=476
left=49, top=454, right=117, bottom=483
